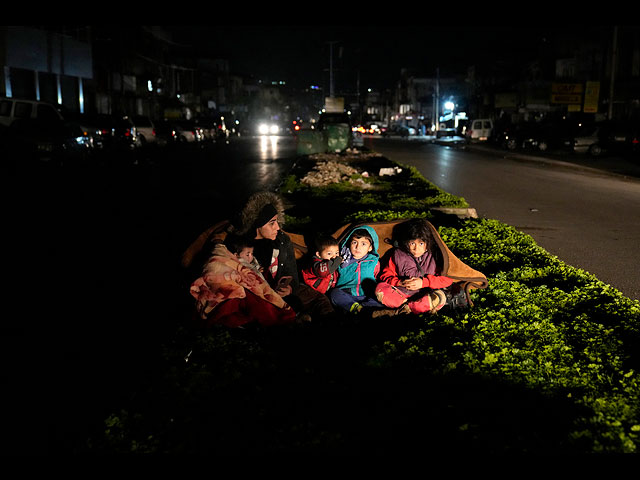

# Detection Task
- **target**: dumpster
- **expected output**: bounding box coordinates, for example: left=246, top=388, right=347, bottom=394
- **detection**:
left=325, top=123, right=351, bottom=152
left=296, top=129, right=326, bottom=155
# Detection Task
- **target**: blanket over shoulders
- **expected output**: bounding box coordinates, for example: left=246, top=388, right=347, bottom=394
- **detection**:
left=190, top=243, right=288, bottom=320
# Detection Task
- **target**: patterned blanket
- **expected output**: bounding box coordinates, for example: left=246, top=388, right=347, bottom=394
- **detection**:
left=190, top=243, right=288, bottom=320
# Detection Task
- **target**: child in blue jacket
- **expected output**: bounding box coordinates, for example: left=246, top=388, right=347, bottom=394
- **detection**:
left=329, top=225, right=385, bottom=314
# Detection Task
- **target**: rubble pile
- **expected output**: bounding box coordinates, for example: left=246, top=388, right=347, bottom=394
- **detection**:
left=300, top=160, right=375, bottom=188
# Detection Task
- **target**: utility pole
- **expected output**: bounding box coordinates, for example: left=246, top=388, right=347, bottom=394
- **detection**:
left=435, top=67, right=440, bottom=132
left=328, top=41, right=337, bottom=98
left=608, top=26, right=618, bottom=120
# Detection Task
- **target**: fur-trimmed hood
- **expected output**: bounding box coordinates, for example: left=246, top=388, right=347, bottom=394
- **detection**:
left=232, top=191, right=286, bottom=236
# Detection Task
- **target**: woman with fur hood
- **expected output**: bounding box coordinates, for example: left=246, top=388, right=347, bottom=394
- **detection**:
left=231, top=191, right=334, bottom=321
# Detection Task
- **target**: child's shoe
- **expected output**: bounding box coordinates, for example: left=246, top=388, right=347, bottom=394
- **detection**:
left=430, top=290, right=447, bottom=313
left=350, top=302, right=363, bottom=314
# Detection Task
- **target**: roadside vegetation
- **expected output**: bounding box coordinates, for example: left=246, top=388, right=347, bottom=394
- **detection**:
left=90, top=151, right=640, bottom=454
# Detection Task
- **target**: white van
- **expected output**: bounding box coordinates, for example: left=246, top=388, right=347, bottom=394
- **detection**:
left=0, top=97, right=64, bottom=127
left=465, top=118, right=493, bottom=142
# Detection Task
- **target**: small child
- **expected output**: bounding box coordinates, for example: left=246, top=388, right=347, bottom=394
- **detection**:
left=329, top=226, right=385, bottom=314
left=374, top=218, right=453, bottom=314
left=301, top=234, right=342, bottom=294
left=224, top=233, right=264, bottom=279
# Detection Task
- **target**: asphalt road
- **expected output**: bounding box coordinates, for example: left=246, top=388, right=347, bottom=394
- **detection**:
left=365, top=136, right=640, bottom=301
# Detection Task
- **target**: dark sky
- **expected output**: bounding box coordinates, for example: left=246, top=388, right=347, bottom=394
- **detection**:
left=167, top=25, right=562, bottom=92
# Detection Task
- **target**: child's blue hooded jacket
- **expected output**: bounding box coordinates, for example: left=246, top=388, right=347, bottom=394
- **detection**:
left=335, top=225, right=380, bottom=296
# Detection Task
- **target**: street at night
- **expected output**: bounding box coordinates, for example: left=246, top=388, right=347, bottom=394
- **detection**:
left=3, top=132, right=640, bottom=453
left=3, top=25, right=640, bottom=455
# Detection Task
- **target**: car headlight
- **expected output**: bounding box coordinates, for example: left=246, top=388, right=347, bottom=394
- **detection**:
left=270, top=124, right=279, bottom=135
left=258, top=124, right=269, bottom=135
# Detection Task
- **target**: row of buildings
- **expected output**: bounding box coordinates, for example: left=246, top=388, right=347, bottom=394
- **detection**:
left=2, top=26, right=639, bottom=133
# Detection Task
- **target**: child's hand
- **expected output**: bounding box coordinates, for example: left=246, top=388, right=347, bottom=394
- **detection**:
left=400, top=277, right=423, bottom=290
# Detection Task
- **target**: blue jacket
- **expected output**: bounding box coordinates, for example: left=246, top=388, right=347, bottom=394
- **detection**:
left=335, top=225, right=380, bottom=296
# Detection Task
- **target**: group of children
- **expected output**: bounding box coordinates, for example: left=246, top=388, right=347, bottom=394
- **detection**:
left=221, top=217, right=454, bottom=319
left=303, top=219, right=453, bottom=316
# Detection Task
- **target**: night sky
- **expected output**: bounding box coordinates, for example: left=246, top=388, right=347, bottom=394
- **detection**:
left=167, top=25, right=560, bottom=92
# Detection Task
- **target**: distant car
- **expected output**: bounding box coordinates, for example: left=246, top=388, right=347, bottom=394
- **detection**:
left=566, top=124, right=601, bottom=155
left=0, top=96, right=64, bottom=127
left=382, top=125, right=413, bottom=137
left=501, top=123, right=546, bottom=151
left=530, top=122, right=578, bottom=152
left=154, top=120, right=179, bottom=145
left=178, top=120, right=204, bottom=142
left=131, top=115, right=158, bottom=146
left=568, top=121, right=640, bottom=157
left=89, top=114, right=138, bottom=151
left=60, top=112, right=103, bottom=150
left=2, top=118, right=91, bottom=165
left=157, top=120, right=203, bottom=143
left=465, top=118, right=493, bottom=142
left=499, top=120, right=581, bottom=152
left=195, top=115, right=229, bottom=143
left=257, top=121, right=281, bottom=135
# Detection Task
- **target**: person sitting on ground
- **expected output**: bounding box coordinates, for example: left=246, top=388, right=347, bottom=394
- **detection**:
left=329, top=225, right=385, bottom=314
left=231, top=191, right=335, bottom=322
left=189, top=239, right=297, bottom=329
left=374, top=218, right=453, bottom=315
left=301, top=234, right=341, bottom=294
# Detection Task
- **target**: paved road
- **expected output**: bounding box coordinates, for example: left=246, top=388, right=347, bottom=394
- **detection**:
left=366, top=136, right=640, bottom=301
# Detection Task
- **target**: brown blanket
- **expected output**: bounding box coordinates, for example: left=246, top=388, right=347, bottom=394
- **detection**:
left=332, top=220, right=488, bottom=296
left=182, top=218, right=488, bottom=296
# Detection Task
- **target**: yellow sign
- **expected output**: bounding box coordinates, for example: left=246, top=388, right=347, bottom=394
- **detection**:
left=551, top=94, right=582, bottom=104
left=583, top=81, right=600, bottom=113
left=551, top=83, right=583, bottom=105
left=551, top=83, right=583, bottom=94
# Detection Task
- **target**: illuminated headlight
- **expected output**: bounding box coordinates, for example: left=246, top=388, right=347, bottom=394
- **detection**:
left=269, top=124, right=279, bottom=135
left=258, top=124, right=269, bottom=135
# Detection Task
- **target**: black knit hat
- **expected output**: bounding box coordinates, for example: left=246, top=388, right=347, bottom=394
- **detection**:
left=252, top=203, right=278, bottom=230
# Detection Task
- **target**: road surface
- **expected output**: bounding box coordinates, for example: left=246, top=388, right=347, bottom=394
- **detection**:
left=366, top=137, right=640, bottom=301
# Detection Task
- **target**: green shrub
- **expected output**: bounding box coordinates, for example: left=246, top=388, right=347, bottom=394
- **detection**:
left=94, top=156, right=640, bottom=454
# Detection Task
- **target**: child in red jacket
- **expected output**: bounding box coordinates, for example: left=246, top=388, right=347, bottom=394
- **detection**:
left=301, top=234, right=341, bottom=294
left=375, top=218, right=453, bottom=314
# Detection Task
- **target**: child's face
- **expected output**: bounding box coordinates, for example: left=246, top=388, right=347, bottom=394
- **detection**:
left=236, top=247, right=254, bottom=263
left=318, top=245, right=340, bottom=260
left=407, top=239, right=427, bottom=258
left=349, top=236, right=372, bottom=260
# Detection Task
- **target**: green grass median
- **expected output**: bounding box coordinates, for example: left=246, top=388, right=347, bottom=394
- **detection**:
left=92, top=152, right=640, bottom=454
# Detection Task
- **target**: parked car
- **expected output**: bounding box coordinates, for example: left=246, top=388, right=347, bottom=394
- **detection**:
left=2, top=117, right=91, bottom=165
left=156, top=120, right=203, bottom=144
left=195, top=115, right=229, bottom=143
left=382, top=124, right=414, bottom=137
left=176, top=120, right=204, bottom=143
left=59, top=111, right=106, bottom=150
left=87, top=114, right=139, bottom=151
left=154, top=120, right=179, bottom=145
left=0, top=96, right=64, bottom=127
left=568, top=121, right=640, bottom=157
left=465, top=118, right=493, bottom=142
left=131, top=115, right=158, bottom=146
